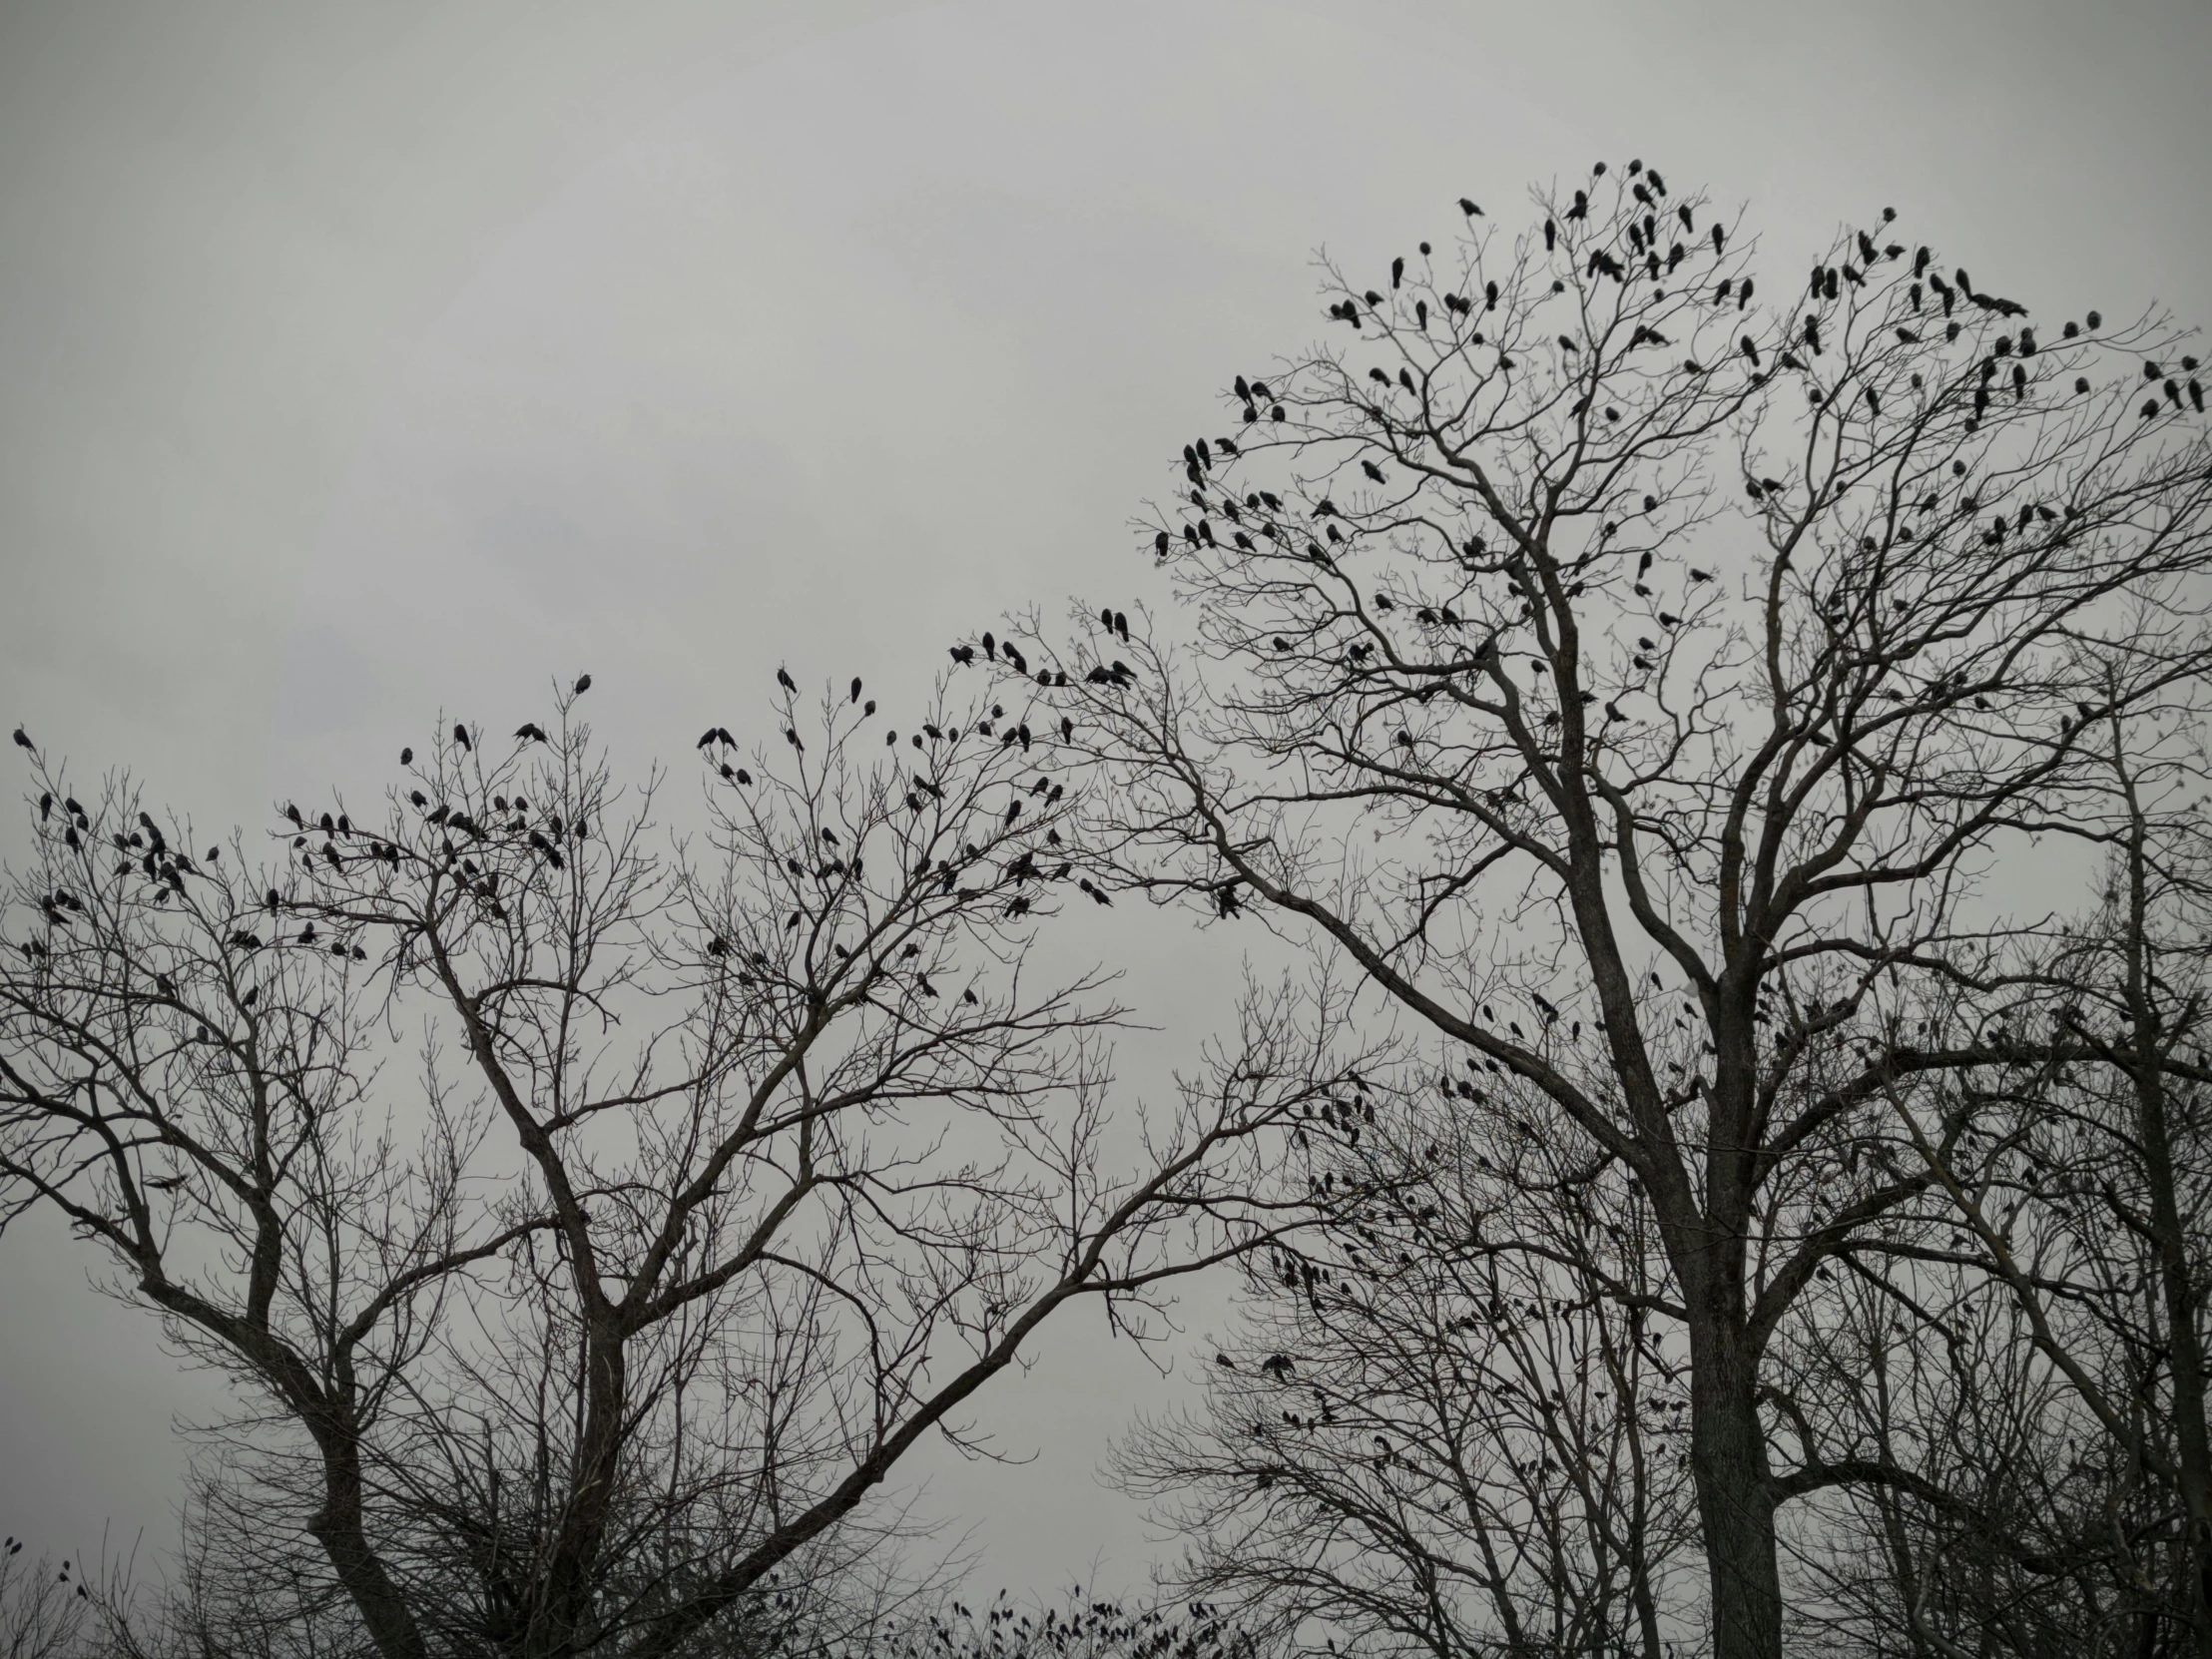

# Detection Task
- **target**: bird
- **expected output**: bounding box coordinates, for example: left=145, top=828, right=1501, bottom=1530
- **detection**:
left=453, top=724, right=472, bottom=752
left=573, top=674, right=592, bottom=696
left=10, top=727, right=30, bottom=752
left=778, top=667, right=798, bottom=693
left=1459, top=198, right=1481, bottom=217
left=399, top=747, right=413, bottom=766
left=514, top=723, right=547, bottom=744
left=850, top=678, right=863, bottom=704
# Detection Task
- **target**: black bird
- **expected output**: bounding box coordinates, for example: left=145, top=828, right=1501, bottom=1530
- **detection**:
left=1390, top=257, right=1404, bottom=288
left=850, top=677, right=863, bottom=704
left=1114, top=611, right=1130, bottom=642
left=1362, top=459, right=1385, bottom=483
left=949, top=645, right=975, bottom=665
left=1459, top=198, right=1481, bottom=217
left=778, top=667, right=798, bottom=693
left=400, top=747, right=413, bottom=766
left=515, top=723, right=547, bottom=744
left=1711, top=225, right=1725, bottom=256
left=573, top=674, right=592, bottom=696
left=10, top=727, right=30, bottom=752
left=454, top=724, right=472, bottom=752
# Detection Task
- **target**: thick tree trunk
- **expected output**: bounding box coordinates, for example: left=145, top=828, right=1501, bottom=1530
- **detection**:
left=306, top=1430, right=429, bottom=1659
left=1685, top=1305, right=1784, bottom=1659
left=531, top=1315, right=629, bottom=1659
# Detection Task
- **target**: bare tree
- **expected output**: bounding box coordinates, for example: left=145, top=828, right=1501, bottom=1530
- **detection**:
left=0, top=1539, right=90, bottom=1659
left=1833, top=708, right=2212, bottom=1655
left=0, top=675, right=1322, bottom=1659
left=1114, top=1061, right=1700, bottom=1659
left=983, top=158, right=2212, bottom=1658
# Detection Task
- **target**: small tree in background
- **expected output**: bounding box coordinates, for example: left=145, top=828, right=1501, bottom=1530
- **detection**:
left=0, top=678, right=1334, bottom=1659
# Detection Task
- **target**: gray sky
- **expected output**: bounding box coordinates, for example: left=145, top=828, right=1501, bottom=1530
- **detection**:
left=2, top=0, right=2208, bottom=1603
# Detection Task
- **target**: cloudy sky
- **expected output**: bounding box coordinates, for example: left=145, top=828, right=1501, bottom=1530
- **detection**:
left=2, top=0, right=2208, bottom=1601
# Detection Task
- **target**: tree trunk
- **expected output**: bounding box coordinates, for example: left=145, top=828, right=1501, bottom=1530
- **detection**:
left=2129, top=1021, right=2212, bottom=1655
left=306, top=1429, right=429, bottom=1659
left=2119, top=788, right=2212, bottom=1655
left=1686, top=1304, right=1784, bottom=1659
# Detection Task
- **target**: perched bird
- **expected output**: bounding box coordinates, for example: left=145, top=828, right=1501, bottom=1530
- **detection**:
left=573, top=674, right=592, bottom=696
left=850, top=678, right=863, bottom=704
left=10, top=727, right=31, bottom=752
left=515, top=723, right=548, bottom=744
left=778, top=667, right=798, bottom=693
left=399, top=747, right=413, bottom=766
left=453, top=724, right=472, bottom=752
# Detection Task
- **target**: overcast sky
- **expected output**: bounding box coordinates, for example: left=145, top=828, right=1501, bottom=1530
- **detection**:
left=2, top=0, right=2208, bottom=1603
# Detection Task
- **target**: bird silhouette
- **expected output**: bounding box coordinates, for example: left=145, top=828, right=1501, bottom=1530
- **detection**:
left=10, top=727, right=31, bottom=752
left=453, top=724, right=472, bottom=752
left=573, top=674, right=592, bottom=696
left=778, top=667, right=798, bottom=693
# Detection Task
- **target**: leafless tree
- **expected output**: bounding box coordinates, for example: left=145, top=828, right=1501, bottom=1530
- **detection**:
left=0, top=1538, right=90, bottom=1659
left=982, top=158, right=2212, bottom=1658
left=0, top=676, right=1326, bottom=1659
left=1114, top=1061, right=1701, bottom=1659
left=1812, top=710, right=2212, bottom=1655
